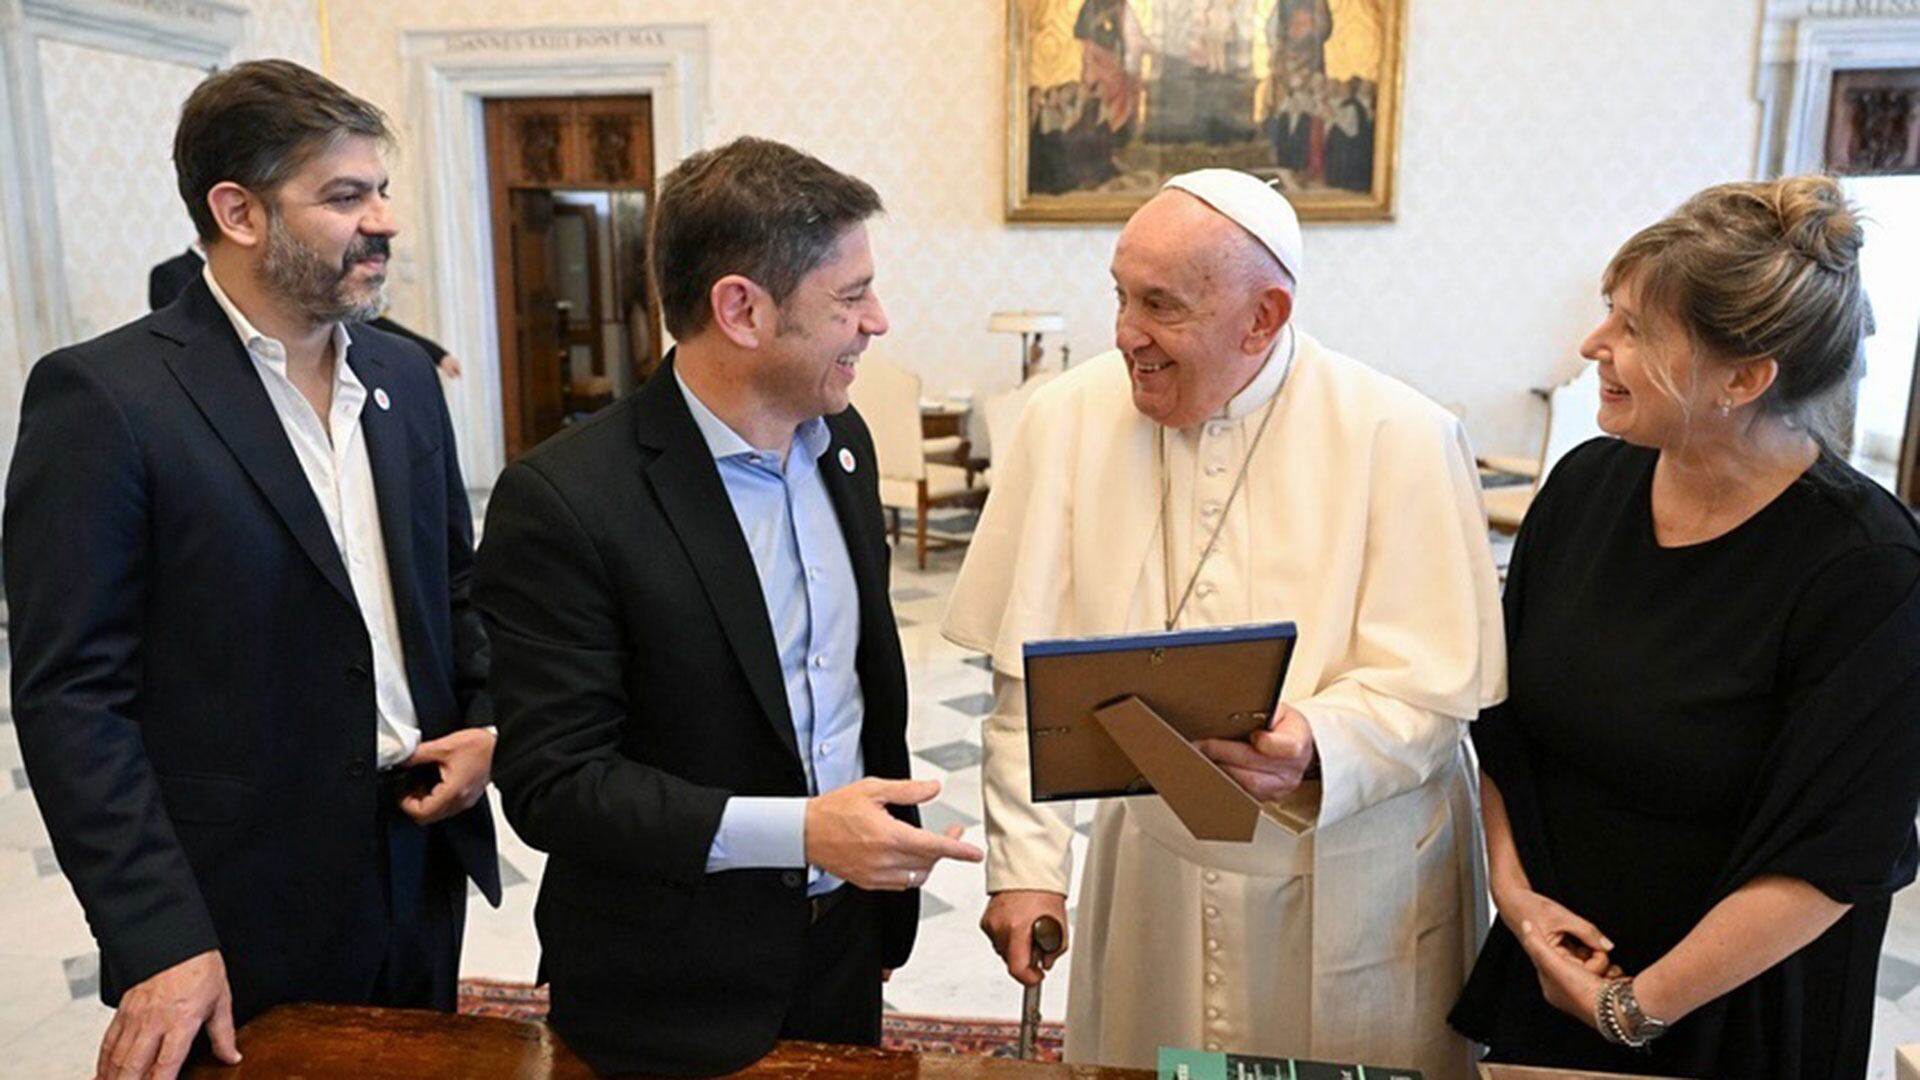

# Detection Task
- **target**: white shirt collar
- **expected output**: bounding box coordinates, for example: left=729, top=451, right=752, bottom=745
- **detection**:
left=202, top=262, right=355, bottom=383
left=1218, top=323, right=1296, bottom=422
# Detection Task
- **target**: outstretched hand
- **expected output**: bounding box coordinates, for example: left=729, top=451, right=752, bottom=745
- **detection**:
left=805, top=778, right=983, bottom=890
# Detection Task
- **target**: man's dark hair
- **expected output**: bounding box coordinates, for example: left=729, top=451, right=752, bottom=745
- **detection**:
left=173, top=59, right=394, bottom=243
left=650, top=136, right=882, bottom=338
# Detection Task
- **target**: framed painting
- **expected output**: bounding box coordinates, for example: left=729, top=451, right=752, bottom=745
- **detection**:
left=1006, top=0, right=1406, bottom=223
left=1824, top=66, right=1920, bottom=175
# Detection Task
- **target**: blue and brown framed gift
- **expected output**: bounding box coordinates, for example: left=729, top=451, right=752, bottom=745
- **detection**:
left=1006, top=0, right=1406, bottom=223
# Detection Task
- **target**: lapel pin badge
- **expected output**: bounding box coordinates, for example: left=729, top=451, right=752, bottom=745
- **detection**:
left=837, top=447, right=857, bottom=474
left=373, top=387, right=391, bottom=411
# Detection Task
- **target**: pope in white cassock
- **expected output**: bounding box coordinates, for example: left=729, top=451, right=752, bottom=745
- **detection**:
left=942, top=170, right=1504, bottom=1080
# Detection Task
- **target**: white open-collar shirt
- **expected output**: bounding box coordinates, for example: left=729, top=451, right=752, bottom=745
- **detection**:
left=204, top=265, right=421, bottom=769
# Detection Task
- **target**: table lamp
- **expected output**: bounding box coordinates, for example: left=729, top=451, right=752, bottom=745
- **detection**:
left=988, top=310, right=1066, bottom=383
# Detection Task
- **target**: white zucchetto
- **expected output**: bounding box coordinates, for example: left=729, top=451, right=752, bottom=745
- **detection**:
left=1161, top=169, right=1305, bottom=287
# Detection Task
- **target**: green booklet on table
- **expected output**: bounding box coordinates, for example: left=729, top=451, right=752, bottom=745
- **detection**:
left=1159, top=1046, right=1424, bottom=1080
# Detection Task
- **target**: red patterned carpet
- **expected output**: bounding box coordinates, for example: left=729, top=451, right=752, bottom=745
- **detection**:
left=459, top=979, right=1066, bottom=1062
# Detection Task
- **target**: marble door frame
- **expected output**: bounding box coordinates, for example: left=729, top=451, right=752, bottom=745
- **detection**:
left=399, top=23, right=710, bottom=489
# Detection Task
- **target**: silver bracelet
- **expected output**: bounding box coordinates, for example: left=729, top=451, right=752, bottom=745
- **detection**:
left=1615, top=978, right=1670, bottom=1046
left=1595, top=977, right=1667, bottom=1049
left=1595, top=978, right=1632, bottom=1046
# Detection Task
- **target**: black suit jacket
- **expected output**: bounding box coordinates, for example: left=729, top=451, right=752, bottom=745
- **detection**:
left=148, top=249, right=203, bottom=313
left=4, top=278, right=500, bottom=1023
left=475, top=356, right=918, bottom=1077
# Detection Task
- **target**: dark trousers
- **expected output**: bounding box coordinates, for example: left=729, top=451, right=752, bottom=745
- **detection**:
left=187, top=794, right=467, bottom=1069
left=363, top=792, right=467, bottom=1010
left=778, top=886, right=883, bottom=1046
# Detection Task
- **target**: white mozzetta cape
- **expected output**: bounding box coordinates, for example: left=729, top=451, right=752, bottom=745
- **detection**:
left=943, top=332, right=1505, bottom=1078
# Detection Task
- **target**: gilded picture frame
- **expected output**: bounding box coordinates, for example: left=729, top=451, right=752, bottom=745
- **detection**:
left=1007, top=0, right=1406, bottom=223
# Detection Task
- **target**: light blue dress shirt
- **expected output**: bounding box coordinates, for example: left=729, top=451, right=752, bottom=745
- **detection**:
left=677, top=370, right=865, bottom=895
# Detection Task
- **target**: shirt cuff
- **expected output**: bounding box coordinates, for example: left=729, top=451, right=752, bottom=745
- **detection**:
left=705, top=795, right=808, bottom=872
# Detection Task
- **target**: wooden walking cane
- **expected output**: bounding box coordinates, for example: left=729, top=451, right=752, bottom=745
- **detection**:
left=1018, top=915, right=1065, bottom=1060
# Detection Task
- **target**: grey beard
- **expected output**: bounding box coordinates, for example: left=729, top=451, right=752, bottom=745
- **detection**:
left=261, top=213, right=386, bottom=325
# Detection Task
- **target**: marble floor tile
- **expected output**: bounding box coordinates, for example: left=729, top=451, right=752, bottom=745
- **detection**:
left=0, top=954, right=77, bottom=1049
left=914, top=739, right=984, bottom=773
left=0, top=996, right=115, bottom=1079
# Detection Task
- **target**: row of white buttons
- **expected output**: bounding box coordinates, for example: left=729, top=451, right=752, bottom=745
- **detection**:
left=1203, top=868, right=1225, bottom=1049
left=1197, top=419, right=1235, bottom=659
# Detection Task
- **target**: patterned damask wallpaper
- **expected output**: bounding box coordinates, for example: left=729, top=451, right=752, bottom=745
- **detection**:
left=332, top=0, right=1764, bottom=459
left=1301, top=0, right=1762, bottom=450
left=7, top=0, right=320, bottom=350
left=243, top=0, right=324, bottom=67
left=38, top=38, right=207, bottom=342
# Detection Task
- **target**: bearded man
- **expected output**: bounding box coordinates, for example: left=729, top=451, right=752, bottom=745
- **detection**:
left=5, top=60, right=497, bottom=1080
left=945, top=170, right=1503, bottom=1080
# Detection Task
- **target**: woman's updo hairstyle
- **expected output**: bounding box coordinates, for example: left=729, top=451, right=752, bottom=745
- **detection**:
left=1601, top=175, right=1867, bottom=441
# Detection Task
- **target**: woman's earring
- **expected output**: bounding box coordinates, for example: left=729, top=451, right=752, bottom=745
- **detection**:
left=1717, top=398, right=1732, bottom=419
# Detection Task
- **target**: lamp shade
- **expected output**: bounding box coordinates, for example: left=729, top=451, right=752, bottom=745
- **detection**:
left=987, top=310, right=1066, bottom=335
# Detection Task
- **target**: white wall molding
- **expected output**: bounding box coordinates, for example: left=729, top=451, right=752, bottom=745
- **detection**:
left=399, top=22, right=710, bottom=489
left=21, top=0, right=243, bottom=66
left=1785, top=16, right=1920, bottom=173
left=1755, top=1, right=1920, bottom=175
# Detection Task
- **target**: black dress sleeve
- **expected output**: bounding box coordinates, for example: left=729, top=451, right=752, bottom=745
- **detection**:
left=1727, top=542, right=1920, bottom=905
left=1452, top=439, right=1596, bottom=1046
left=1470, top=438, right=1614, bottom=804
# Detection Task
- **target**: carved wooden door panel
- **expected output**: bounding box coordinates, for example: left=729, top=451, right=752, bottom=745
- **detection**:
left=498, top=100, right=574, bottom=188
left=573, top=98, right=654, bottom=189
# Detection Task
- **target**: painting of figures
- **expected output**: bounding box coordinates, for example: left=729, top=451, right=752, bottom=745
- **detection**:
left=1008, top=0, right=1405, bottom=221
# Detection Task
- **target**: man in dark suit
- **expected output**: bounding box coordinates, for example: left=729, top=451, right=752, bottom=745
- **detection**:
left=475, top=136, right=981, bottom=1078
left=151, top=245, right=465, bottom=378
left=5, top=60, right=498, bottom=1080
left=148, top=246, right=203, bottom=312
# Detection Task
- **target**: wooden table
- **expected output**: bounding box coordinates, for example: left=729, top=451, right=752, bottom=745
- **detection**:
left=922, top=404, right=987, bottom=477
left=183, top=1004, right=1149, bottom=1080
left=919, top=405, right=968, bottom=443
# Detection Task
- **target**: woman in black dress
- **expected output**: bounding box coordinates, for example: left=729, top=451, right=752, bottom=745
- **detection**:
left=1450, top=176, right=1920, bottom=1077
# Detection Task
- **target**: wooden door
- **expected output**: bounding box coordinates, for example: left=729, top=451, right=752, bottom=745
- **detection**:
left=484, top=94, right=656, bottom=459
left=508, top=189, right=565, bottom=449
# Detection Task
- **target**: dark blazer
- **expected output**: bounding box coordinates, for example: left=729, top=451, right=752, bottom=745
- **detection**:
left=148, top=248, right=203, bottom=313
left=149, top=248, right=450, bottom=362
left=476, top=355, right=918, bottom=1077
left=4, top=277, right=500, bottom=1024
